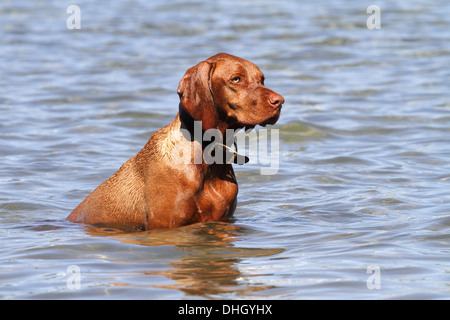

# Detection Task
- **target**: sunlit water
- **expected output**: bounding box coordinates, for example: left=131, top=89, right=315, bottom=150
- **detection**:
left=0, top=0, right=449, bottom=299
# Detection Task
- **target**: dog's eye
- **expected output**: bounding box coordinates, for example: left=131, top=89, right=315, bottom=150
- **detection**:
left=231, top=77, right=240, bottom=84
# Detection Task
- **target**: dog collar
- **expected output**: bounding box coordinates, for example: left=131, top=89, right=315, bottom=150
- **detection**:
left=179, top=104, right=249, bottom=165
left=214, top=141, right=249, bottom=165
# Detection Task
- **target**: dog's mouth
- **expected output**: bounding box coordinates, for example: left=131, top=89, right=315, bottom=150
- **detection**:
left=230, top=105, right=282, bottom=133
left=262, top=112, right=281, bottom=126
left=244, top=113, right=280, bottom=133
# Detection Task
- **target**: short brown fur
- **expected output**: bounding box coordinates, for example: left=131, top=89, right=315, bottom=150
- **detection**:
left=67, top=53, right=284, bottom=230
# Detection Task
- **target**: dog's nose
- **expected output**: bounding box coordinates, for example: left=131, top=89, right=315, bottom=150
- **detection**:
left=269, top=93, right=284, bottom=108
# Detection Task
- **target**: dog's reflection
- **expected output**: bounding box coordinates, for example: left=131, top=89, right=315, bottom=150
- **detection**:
left=85, top=222, right=283, bottom=298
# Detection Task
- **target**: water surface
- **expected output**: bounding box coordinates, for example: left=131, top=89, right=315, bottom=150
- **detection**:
left=0, top=0, right=449, bottom=299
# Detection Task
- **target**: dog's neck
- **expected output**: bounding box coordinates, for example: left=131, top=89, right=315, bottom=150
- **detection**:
left=178, top=104, right=249, bottom=165
left=178, top=104, right=197, bottom=136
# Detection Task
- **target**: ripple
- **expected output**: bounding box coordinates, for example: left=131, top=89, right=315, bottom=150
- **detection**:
left=1, top=0, right=449, bottom=300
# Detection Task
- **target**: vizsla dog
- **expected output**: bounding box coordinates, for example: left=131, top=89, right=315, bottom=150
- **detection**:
left=67, top=53, right=284, bottom=231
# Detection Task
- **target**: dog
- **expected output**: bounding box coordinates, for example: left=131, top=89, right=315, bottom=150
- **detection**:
left=67, top=53, right=284, bottom=230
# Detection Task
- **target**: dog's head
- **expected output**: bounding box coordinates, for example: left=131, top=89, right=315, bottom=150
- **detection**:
left=177, top=53, right=284, bottom=132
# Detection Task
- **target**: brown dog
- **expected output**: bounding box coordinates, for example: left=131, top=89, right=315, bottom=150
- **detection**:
left=67, top=53, right=284, bottom=230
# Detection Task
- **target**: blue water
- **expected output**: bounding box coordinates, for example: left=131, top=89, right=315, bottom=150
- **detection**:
left=0, top=0, right=449, bottom=299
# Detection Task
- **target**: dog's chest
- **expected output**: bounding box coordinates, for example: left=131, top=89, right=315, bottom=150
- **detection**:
left=195, top=167, right=238, bottom=221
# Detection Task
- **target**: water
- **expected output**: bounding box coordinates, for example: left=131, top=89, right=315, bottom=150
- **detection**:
left=1, top=0, right=449, bottom=299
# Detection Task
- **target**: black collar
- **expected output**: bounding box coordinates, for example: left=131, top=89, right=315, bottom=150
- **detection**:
left=178, top=104, right=249, bottom=165
left=179, top=103, right=198, bottom=136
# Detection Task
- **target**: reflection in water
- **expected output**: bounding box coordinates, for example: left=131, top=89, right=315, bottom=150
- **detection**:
left=85, top=222, right=284, bottom=298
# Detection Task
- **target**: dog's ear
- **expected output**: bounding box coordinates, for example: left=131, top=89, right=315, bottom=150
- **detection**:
left=177, top=61, right=218, bottom=131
